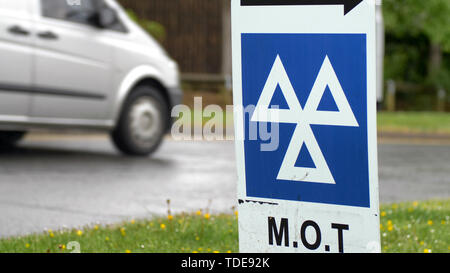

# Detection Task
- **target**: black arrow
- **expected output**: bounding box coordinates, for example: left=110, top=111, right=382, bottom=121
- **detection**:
left=241, top=0, right=364, bottom=15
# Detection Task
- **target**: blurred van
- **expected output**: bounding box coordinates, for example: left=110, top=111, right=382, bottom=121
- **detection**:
left=0, top=0, right=182, bottom=155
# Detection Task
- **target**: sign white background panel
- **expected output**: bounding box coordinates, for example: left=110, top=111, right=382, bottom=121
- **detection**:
left=232, top=0, right=380, bottom=253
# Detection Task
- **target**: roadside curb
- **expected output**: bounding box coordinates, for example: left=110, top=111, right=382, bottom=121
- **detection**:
left=378, top=131, right=450, bottom=145
left=24, top=130, right=450, bottom=145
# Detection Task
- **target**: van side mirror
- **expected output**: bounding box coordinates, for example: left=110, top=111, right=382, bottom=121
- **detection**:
left=97, top=7, right=117, bottom=28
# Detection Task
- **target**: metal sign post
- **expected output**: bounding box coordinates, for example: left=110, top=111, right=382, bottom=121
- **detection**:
left=232, top=0, right=380, bottom=253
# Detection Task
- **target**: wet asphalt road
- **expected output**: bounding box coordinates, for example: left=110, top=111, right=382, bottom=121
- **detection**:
left=0, top=134, right=449, bottom=237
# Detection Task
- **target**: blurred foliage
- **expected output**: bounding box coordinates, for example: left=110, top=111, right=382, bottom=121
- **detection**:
left=383, top=0, right=450, bottom=101
left=126, top=9, right=166, bottom=43
left=384, top=0, right=450, bottom=51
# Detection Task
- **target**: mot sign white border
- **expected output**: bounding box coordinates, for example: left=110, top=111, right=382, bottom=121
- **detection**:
left=232, top=0, right=380, bottom=253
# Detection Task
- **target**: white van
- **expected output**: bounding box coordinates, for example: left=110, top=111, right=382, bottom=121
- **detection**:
left=0, top=0, right=182, bottom=155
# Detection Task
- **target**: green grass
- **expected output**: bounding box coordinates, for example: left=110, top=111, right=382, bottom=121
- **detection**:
left=0, top=211, right=238, bottom=254
left=378, top=111, right=450, bottom=135
left=175, top=110, right=450, bottom=135
left=0, top=200, right=448, bottom=253
left=380, top=200, right=449, bottom=253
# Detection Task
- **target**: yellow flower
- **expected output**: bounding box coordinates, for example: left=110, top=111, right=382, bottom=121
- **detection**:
left=213, top=250, right=219, bottom=253
left=427, top=220, right=433, bottom=226
left=130, top=219, right=135, bottom=225
left=198, top=247, right=203, bottom=252
left=423, top=248, right=431, bottom=253
left=387, top=220, right=393, bottom=226
left=412, top=201, right=419, bottom=207
left=387, top=225, right=393, bottom=232
left=227, top=250, right=232, bottom=253
left=195, top=236, right=200, bottom=241
left=167, top=215, right=174, bottom=221
left=192, top=251, right=198, bottom=253
left=25, top=243, right=30, bottom=248
left=160, top=223, right=166, bottom=230
left=105, top=236, right=110, bottom=241
left=94, top=225, right=99, bottom=230
left=441, top=220, right=446, bottom=225
left=125, top=249, right=131, bottom=254
left=120, top=227, right=126, bottom=236
left=196, top=210, right=202, bottom=216
left=381, top=211, right=386, bottom=217
left=76, top=230, right=83, bottom=236
left=204, top=213, right=211, bottom=220
left=234, top=211, right=238, bottom=217
left=380, top=224, right=383, bottom=230
left=49, top=232, right=55, bottom=238
left=419, top=241, right=424, bottom=246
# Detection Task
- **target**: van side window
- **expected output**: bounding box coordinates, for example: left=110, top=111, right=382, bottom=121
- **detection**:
left=41, top=0, right=99, bottom=26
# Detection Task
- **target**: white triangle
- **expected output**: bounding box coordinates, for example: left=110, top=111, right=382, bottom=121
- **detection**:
left=251, top=55, right=303, bottom=124
left=304, top=55, right=359, bottom=127
left=277, top=123, right=336, bottom=184
left=250, top=55, right=358, bottom=185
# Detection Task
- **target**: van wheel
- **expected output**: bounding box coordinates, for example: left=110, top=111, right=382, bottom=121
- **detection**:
left=111, top=85, right=168, bottom=156
left=0, top=131, right=26, bottom=149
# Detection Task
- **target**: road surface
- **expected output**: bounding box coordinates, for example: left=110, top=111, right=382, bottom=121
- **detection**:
left=0, top=134, right=448, bottom=237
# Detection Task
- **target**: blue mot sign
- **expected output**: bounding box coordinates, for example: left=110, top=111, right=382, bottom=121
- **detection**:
left=242, top=33, right=370, bottom=208
left=232, top=0, right=381, bottom=253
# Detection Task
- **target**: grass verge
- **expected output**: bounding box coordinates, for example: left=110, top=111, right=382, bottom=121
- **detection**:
left=377, top=111, right=450, bottom=135
left=175, top=110, right=450, bottom=136
left=380, top=200, right=449, bottom=253
left=0, top=200, right=448, bottom=253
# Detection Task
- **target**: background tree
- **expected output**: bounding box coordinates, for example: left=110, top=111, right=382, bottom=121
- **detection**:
left=383, top=0, right=450, bottom=110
